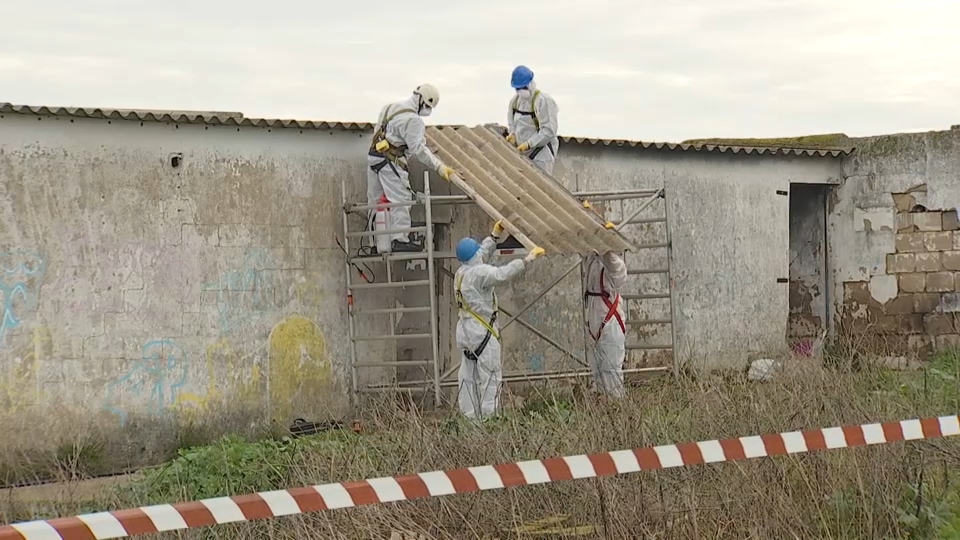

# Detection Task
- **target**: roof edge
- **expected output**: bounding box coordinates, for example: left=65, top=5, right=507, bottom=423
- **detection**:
left=0, top=102, right=853, bottom=158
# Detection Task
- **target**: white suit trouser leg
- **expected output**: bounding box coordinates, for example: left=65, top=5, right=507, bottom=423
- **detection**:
left=526, top=144, right=556, bottom=176
left=589, top=323, right=626, bottom=397
left=457, top=339, right=502, bottom=419
left=366, top=157, right=414, bottom=243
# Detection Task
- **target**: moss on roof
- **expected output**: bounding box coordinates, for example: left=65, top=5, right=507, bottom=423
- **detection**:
left=681, top=133, right=853, bottom=150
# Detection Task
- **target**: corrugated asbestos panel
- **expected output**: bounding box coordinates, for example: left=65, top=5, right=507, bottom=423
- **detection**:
left=425, top=125, right=636, bottom=255
left=0, top=103, right=373, bottom=131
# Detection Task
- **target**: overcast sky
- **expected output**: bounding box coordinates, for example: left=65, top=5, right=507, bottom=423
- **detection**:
left=1, top=0, right=957, bottom=142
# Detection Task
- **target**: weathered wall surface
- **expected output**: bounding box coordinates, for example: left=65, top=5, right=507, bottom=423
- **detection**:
left=831, top=127, right=960, bottom=356
left=0, top=113, right=394, bottom=466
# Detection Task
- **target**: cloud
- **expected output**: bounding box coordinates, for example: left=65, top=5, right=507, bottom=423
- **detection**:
left=0, top=0, right=957, bottom=141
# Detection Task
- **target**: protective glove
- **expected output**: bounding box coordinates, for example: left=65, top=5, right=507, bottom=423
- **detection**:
left=438, top=165, right=456, bottom=181
left=492, top=220, right=505, bottom=238
left=524, top=247, right=545, bottom=263
left=517, top=142, right=530, bottom=152
left=604, top=221, right=616, bottom=230
left=505, top=134, right=517, bottom=145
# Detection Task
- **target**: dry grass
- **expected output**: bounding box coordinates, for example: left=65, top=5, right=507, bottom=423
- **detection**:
left=3, top=351, right=960, bottom=539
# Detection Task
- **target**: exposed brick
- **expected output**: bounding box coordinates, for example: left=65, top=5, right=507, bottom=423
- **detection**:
left=914, top=293, right=942, bottom=313
left=915, top=252, right=942, bottom=272
left=887, top=253, right=916, bottom=273
left=909, top=334, right=933, bottom=355
left=924, top=231, right=953, bottom=252
left=924, top=313, right=955, bottom=334
left=883, top=294, right=914, bottom=314
left=927, top=271, right=956, bottom=292
left=897, top=213, right=916, bottom=233
left=936, top=334, right=960, bottom=350
left=914, top=212, right=944, bottom=231
left=899, top=273, right=926, bottom=293
left=896, top=233, right=925, bottom=253
left=945, top=210, right=960, bottom=231
left=893, top=193, right=916, bottom=212
left=943, top=251, right=960, bottom=271
left=954, top=232, right=960, bottom=251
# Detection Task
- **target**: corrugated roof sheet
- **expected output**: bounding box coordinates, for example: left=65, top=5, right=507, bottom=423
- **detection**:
left=0, top=102, right=853, bottom=157
left=425, top=125, right=636, bottom=255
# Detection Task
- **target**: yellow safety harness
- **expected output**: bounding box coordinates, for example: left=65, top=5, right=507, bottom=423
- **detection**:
left=510, top=90, right=554, bottom=160
left=455, top=271, right=500, bottom=361
left=368, top=106, right=416, bottom=174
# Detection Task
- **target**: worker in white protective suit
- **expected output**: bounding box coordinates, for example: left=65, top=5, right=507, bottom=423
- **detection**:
left=582, top=250, right=628, bottom=398
left=367, top=84, right=456, bottom=253
left=455, top=221, right=545, bottom=419
left=505, top=65, right=560, bottom=175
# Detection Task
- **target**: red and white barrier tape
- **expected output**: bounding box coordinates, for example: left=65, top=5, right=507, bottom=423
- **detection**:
left=2, top=414, right=958, bottom=539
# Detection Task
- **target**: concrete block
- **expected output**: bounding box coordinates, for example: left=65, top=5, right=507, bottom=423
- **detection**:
left=940, top=293, right=960, bottom=313
left=893, top=193, right=916, bottom=212
left=924, top=232, right=953, bottom=252
left=926, top=272, right=956, bottom=293
left=899, top=273, right=926, bottom=293
left=915, top=252, right=942, bottom=272
left=935, top=334, right=960, bottom=350
left=924, top=313, right=955, bottom=334
left=944, top=210, right=960, bottom=231
left=908, top=334, right=933, bottom=353
left=896, top=213, right=916, bottom=233
left=887, top=253, right=915, bottom=273
left=944, top=251, right=960, bottom=271
left=914, top=212, right=943, bottom=231
left=883, top=294, right=914, bottom=314
left=914, top=293, right=942, bottom=314
left=896, top=233, right=925, bottom=253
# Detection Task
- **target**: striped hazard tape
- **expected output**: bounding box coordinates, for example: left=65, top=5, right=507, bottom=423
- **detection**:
left=2, top=414, right=958, bottom=539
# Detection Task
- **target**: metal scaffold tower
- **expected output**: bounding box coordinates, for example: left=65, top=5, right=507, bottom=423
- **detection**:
left=339, top=173, right=677, bottom=403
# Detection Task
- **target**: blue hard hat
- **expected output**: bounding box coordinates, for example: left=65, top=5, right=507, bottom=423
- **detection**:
left=511, top=65, right=534, bottom=89
left=456, top=238, right=481, bottom=263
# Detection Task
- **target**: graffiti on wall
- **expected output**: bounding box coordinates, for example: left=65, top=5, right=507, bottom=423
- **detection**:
left=103, top=340, right=188, bottom=426
left=174, top=338, right=263, bottom=417
left=205, top=249, right=275, bottom=335
left=0, top=250, right=46, bottom=346
left=268, top=316, right=331, bottom=424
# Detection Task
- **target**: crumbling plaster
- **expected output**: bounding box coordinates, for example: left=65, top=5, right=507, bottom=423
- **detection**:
left=829, top=128, right=960, bottom=336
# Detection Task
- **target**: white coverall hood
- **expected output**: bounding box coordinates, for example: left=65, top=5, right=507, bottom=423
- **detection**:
left=455, top=236, right=527, bottom=419
left=583, top=251, right=628, bottom=397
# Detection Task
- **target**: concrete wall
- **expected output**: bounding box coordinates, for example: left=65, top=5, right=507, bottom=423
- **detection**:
left=0, top=109, right=850, bottom=467
left=0, top=113, right=396, bottom=467
left=830, top=126, right=960, bottom=357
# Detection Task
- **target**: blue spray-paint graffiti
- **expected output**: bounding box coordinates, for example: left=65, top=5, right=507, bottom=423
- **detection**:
left=204, top=249, right=275, bottom=335
left=0, top=251, right=46, bottom=346
left=103, top=340, right=188, bottom=426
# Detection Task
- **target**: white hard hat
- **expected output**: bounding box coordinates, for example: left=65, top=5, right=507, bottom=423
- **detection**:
left=414, top=84, right=440, bottom=108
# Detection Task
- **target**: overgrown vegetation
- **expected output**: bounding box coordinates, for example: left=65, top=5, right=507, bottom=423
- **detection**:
left=3, top=351, right=960, bottom=539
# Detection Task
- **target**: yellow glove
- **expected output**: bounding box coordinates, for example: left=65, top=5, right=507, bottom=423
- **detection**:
left=438, top=165, right=455, bottom=181
left=517, top=142, right=530, bottom=152
left=505, top=134, right=516, bottom=145
left=604, top=221, right=616, bottom=229
left=524, top=246, right=545, bottom=263
left=492, top=220, right=505, bottom=237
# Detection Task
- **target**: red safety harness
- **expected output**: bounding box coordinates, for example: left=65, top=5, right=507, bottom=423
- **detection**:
left=584, top=269, right=625, bottom=341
